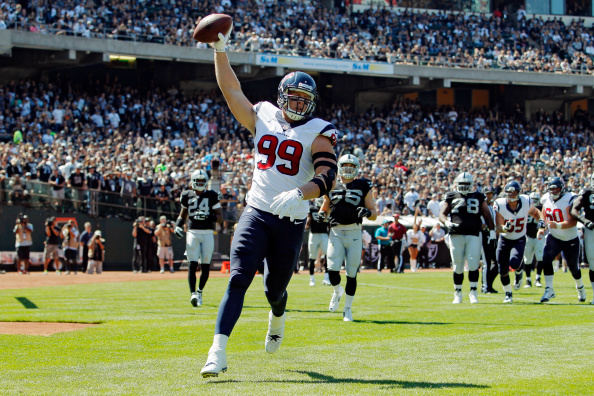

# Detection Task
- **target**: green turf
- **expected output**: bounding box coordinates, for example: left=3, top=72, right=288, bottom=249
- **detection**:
left=1, top=271, right=593, bottom=395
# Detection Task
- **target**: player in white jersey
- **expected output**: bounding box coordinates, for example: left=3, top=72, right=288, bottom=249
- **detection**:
left=201, top=28, right=338, bottom=377
left=539, top=177, right=584, bottom=303
left=493, top=181, right=544, bottom=303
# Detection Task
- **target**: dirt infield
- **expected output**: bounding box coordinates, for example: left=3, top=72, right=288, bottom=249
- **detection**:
left=0, top=270, right=231, bottom=290
left=0, top=321, right=97, bottom=336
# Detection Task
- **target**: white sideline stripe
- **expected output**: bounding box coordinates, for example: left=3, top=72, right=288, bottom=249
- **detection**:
left=358, top=283, right=542, bottom=303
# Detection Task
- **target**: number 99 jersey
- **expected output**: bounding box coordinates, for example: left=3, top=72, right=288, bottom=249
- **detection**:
left=328, top=178, right=373, bottom=227
left=541, top=192, right=578, bottom=241
left=493, top=195, right=531, bottom=240
left=180, top=189, right=222, bottom=230
left=445, top=191, right=485, bottom=236
left=247, top=101, right=338, bottom=221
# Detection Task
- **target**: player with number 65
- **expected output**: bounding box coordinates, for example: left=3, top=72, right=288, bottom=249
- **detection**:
left=439, top=172, right=495, bottom=305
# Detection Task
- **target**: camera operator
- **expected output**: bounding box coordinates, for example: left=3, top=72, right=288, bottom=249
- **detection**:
left=155, top=215, right=175, bottom=273
left=43, top=217, right=62, bottom=275
left=13, top=214, right=33, bottom=274
left=61, top=220, right=79, bottom=274
left=87, top=230, right=105, bottom=274
left=132, top=216, right=151, bottom=273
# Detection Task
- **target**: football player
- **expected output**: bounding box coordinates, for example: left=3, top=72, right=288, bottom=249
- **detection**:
left=493, top=181, right=545, bottom=303
left=481, top=186, right=499, bottom=293
left=540, top=177, right=585, bottom=303
left=175, top=170, right=223, bottom=307
left=570, top=172, right=594, bottom=304
left=439, top=172, right=495, bottom=304
left=201, top=29, right=338, bottom=377
left=305, top=197, right=330, bottom=286
left=319, top=154, right=377, bottom=322
left=524, top=191, right=546, bottom=288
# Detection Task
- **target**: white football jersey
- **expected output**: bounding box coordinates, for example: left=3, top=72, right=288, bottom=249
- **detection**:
left=494, top=195, right=531, bottom=240
left=541, top=192, right=578, bottom=241
left=247, top=101, right=338, bottom=220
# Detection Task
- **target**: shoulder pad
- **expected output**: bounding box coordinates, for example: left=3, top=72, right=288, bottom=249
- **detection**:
left=319, top=123, right=338, bottom=146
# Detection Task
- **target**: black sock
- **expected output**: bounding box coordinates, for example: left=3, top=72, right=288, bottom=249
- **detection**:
left=199, top=264, right=210, bottom=291
left=188, top=261, right=199, bottom=293
left=308, top=258, right=315, bottom=275
left=453, top=272, right=464, bottom=287
left=267, top=290, right=288, bottom=318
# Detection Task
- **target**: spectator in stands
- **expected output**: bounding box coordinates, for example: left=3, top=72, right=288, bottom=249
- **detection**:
left=48, top=168, right=66, bottom=211
left=68, top=163, right=86, bottom=212
left=79, top=222, right=93, bottom=274
left=13, top=214, right=33, bottom=274
left=375, top=218, right=394, bottom=273
left=86, top=165, right=102, bottom=217
left=403, top=185, right=420, bottom=214
left=43, top=216, right=62, bottom=275
left=87, top=230, right=105, bottom=275
left=417, top=224, right=431, bottom=269
left=220, top=184, right=238, bottom=233
left=427, top=193, right=442, bottom=218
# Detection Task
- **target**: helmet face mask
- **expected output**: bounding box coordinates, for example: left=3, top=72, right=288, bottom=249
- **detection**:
left=190, top=170, right=209, bottom=192
left=338, top=154, right=360, bottom=180
left=454, top=172, right=473, bottom=195
left=529, top=191, right=541, bottom=203
left=277, top=71, right=318, bottom=121
left=504, top=181, right=521, bottom=203
left=548, top=177, right=565, bottom=200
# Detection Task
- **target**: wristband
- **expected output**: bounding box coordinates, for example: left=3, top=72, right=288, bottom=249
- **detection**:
left=537, top=220, right=545, bottom=229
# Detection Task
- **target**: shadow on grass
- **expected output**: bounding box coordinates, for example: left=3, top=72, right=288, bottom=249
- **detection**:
left=209, top=370, right=489, bottom=389
left=355, top=319, right=452, bottom=325
left=15, top=297, right=38, bottom=309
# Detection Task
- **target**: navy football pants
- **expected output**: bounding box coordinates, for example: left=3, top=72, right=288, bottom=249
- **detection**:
left=214, top=206, right=305, bottom=336
left=496, top=236, right=526, bottom=278
left=542, top=235, right=581, bottom=279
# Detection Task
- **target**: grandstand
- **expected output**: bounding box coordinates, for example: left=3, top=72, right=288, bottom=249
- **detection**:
left=0, top=0, right=593, bottom=269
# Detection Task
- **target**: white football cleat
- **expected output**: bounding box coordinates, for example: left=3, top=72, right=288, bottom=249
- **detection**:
left=329, top=286, right=344, bottom=312
left=469, top=289, right=478, bottom=304
left=190, top=292, right=199, bottom=307
left=322, top=279, right=331, bottom=286
left=577, top=286, right=586, bottom=302
left=197, top=291, right=203, bottom=306
left=535, top=279, right=543, bottom=287
left=343, top=307, right=353, bottom=322
left=524, top=280, right=532, bottom=288
left=452, top=290, right=463, bottom=304
left=265, top=311, right=285, bottom=354
left=540, top=287, right=556, bottom=303
left=503, top=292, right=513, bottom=303
left=309, top=276, right=315, bottom=287
left=513, top=273, right=523, bottom=290
left=201, top=349, right=227, bottom=378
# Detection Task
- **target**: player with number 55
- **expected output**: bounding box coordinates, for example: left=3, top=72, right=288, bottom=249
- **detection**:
left=200, top=24, right=338, bottom=378
left=493, top=181, right=545, bottom=303
left=439, top=172, right=495, bottom=305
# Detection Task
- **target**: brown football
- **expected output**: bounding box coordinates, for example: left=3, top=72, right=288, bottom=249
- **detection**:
left=193, top=14, right=233, bottom=43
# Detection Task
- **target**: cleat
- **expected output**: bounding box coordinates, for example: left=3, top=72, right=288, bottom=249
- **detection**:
left=540, top=287, right=556, bottom=303
left=452, top=290, right=463, bottom=304
left=535, top=280, right=542, bottom=288
left=524, top=280, right=532, bottom=288
left=343, top=307, right=353, bottom=322
left=265, top=311, right=285, bottom=354
left=190, top=292, right=199, bottom=307
left=322, top=279, right=331, bottom=285
left=513, top=272, right=523, bottom=290
left=309, top=280, right=315, bottom=286
left=469, top=289, right=478, bottom=304
left=201, top=349, right=227, bottom=378
left=197, top=291, right=203, bottom=306
left=485, top=288, right=499, bottom=294
left=577, top=286, right=586, bottom=302
left=329, top=286, right=344, bottom=312
left=503, top=292, right=513, bottom=303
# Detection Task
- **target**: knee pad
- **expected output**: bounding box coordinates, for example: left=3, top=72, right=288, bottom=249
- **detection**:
left=328, top=270, right=341, bottom=286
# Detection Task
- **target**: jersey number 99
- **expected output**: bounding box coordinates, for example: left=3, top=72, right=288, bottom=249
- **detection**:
left=257, top=135, right=304, bottom=176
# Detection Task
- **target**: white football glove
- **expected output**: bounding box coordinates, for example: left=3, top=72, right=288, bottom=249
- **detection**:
left=489, top=230, right=497, bottom=242
left=210, top=23, right=233, bottom=53
left=502, top=221, right=513, bottom=232
left=174, top=226, right=184, bottom=239
left=270, top=188, right=304, bottom=221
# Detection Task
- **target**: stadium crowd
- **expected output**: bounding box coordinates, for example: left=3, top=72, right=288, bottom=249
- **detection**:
left=1, top=74, right=593, bottom=224
left=0, top=1, right=593, bottom=74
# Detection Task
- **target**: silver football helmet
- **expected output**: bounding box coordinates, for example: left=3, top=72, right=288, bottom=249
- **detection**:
left=454, top=172, right=474, bottom=195
left=529, top=191, right=541, bottom=204
left=190, top=170, right=209, bottom=192
left=338, top=154, right=360, bottom=180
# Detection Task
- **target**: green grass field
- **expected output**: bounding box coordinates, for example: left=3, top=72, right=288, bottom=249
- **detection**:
left=1, top=271, right=593, bottom=395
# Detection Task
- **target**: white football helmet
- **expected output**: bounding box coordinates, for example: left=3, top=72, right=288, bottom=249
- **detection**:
left=338, top=154, right=360, bottom=180
left=454, top=172, right=474, bottom=195
left=190, top=170, right=209, bottom=192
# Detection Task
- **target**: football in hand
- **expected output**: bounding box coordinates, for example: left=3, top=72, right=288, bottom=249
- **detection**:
left=193, top=14, right=233, bottom=43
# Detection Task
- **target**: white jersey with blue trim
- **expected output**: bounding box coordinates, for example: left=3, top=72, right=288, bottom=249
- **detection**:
left=493, top=195, right=531, bottom=240
left=541, top=192, right=578, bottom=241
left=247, top=101, right=337, bottom=220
